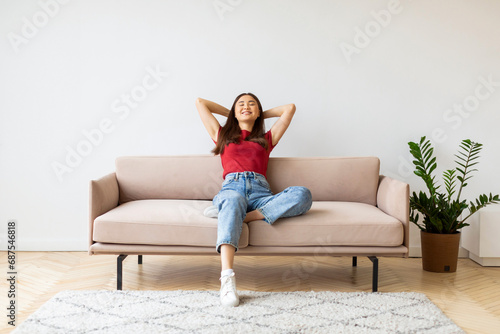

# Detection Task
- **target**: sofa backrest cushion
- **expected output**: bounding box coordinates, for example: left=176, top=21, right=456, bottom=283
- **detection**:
left=116, top=156, right=224, bottom=204
left=116, top=156, right=380, bottom=206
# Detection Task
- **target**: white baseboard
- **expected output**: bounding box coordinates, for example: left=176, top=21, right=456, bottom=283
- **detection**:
left=468, top=252, right=500, bottom=266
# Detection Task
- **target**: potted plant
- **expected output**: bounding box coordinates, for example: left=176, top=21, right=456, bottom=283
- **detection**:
left=408, top=136, right=499, bottom=272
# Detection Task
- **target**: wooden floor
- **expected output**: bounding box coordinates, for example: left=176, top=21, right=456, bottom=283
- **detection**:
left=2, top=252, right=500, bottom=334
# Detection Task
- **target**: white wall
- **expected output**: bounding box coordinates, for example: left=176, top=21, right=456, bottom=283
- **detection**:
left=1, top=0, right=499, bottom=252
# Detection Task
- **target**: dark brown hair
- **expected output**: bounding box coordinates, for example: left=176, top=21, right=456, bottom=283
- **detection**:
left=212, top=92, right=269, bottom=155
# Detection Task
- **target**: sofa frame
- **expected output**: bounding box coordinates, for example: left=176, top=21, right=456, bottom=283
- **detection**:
left=89, top=156, right=409, bottom=293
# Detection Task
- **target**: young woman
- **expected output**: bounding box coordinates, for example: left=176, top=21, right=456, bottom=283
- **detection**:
left=196, top=93, right=312, bottom=307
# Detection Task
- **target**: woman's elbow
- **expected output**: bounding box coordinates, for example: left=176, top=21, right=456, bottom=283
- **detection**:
left=195, top=97, right=206, bottom=107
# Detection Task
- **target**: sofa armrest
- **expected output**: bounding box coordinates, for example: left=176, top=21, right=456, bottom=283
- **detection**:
left=89, top=172, right=119, bottom=253
left=377, top=175, right=410, bottom=253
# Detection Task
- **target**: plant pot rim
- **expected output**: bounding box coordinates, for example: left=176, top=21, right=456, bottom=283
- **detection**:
left=420, top=231, right=461, bottom=235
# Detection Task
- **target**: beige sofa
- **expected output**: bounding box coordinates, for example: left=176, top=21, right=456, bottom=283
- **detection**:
left=89, top=156, right=409, bottom=291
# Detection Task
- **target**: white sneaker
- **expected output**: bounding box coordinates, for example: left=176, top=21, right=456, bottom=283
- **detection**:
left=220, top=272, right=239, bottom=307
left=204, top=205, right=218, bottom=218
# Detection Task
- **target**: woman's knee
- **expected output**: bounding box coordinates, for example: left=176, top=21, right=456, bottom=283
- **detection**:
left=289, top=186, right=312, bottom=212
left=288, top=186, right=312, bottom=201
left=215, top=190, right=247, bottom=211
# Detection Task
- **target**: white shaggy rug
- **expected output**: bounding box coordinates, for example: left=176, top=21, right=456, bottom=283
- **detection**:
left=14, top=290, right=464, bottom=333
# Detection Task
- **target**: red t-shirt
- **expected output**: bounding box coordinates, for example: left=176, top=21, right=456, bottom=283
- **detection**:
left=214, top=127, right=275, bottom=179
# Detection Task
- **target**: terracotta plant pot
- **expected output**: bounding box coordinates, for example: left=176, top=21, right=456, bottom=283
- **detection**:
left=420, top=231, right=461, bottom=273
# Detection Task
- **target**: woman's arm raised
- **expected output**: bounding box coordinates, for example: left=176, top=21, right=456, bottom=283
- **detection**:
left=263, top=103, right=296, bottom=147
left=195, top=98, right=229, bottom=142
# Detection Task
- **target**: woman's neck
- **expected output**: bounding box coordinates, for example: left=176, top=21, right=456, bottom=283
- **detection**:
left=238, top=121, right=254, bottom=132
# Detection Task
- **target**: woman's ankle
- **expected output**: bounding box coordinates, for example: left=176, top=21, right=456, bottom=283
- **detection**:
left=221, top=268, right=234, bottom=277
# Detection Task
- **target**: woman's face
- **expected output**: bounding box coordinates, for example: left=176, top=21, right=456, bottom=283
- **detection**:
left=234, top=95, right=260, bottom=123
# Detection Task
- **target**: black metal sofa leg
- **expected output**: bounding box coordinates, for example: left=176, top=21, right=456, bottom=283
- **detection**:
left=352, top=256, right=378, bottom=292
left=117, top=255, right=142, bottom=290
left=117, top=254, right=128, bottom=290
left=368, top=256, right=379, bottom=292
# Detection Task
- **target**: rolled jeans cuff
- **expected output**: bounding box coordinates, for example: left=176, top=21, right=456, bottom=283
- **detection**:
left=216, top=241, right=239, bottom=254
left=257, top=208, right=274, bottom=225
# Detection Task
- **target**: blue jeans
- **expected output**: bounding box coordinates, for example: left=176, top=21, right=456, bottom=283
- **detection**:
left=214, top=171, right=312, bottom=253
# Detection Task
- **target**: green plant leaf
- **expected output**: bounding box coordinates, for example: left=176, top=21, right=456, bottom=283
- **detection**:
left=408, top=137, right=439, bottom=198
left=455, top=139, right=483, bottom=202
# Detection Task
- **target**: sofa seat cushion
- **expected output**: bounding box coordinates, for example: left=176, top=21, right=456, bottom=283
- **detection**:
left=248, top=201, right=403, bottom=247
left=93, top=200, right=249, bottom=248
